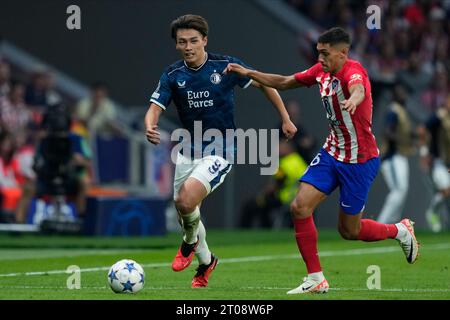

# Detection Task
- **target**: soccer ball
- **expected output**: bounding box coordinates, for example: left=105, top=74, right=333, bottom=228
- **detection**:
left=108, top=259, right=145, bottom=293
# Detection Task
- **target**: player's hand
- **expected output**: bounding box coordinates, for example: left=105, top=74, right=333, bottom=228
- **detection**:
left=282, top=120, right=297, bottom=140
left=341, top=99, right=357, bottom=115
left=223, top=63, right=249, bottom=77
left=146, top=125, right=160, bottom=145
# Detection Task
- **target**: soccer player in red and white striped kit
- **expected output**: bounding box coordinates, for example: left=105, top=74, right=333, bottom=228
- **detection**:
left=224, top=27, right=419, bottom=294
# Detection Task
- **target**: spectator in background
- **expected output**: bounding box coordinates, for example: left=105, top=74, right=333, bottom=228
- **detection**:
left=377, top=85, right=414, bottom=224
left=287, top=0, right=450, bottom=120
left=0, top=60, right=11, bottom=99
left=25, top=66, right=61, bottom=123
left=0, top=132, right=24, bottom=222
left=0, top=81, right=33, bottom=147
left=308, top=0, right=332, bottom=29
left=403, top=0, right=426, bottom=28
left=33, top=104, right=92, bottom=219
left=419, top=6, right=447, bottom=67
left=367, top=38, right=402, bottom=86
left=240, top=139, right=308, bottom=228
left=13, top=104, right=92, bottom=223
left=75, top=82, right=122, bottom=137
left=14, top=138, right=36, bottom=224
left=421, top=68, right=449, bottom=115
left=398, top=52, right=432, bottom=96
left=429, top=38, right=450, bottom=75
left=418, top=93, right=450, bottom=232
left=395, top=30, right=413, bottom=62
left=397, top=52, right=433, bottom=123
left=281, top=100, right=316, bottom=163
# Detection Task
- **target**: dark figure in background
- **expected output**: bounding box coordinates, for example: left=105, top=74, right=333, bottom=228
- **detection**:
left=418, top=93, right=450, bottom=232
left=25, top=67, right=61, bottom=111
left=280, top=100, right=317, bottom=163
left=240, top=139, right=308, bottom=228
left=377, top=84, right=414, bottom=224
left=33, top=104, right=91, bottom=218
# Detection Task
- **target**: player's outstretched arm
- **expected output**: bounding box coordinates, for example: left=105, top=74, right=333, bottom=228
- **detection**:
left=223, top=63, right=301, bottom=90
left=145, top=103, right=163, bottom=145
left=340, top=83, right=365, bottom=115
left=251, top=81, right=297, bottom=140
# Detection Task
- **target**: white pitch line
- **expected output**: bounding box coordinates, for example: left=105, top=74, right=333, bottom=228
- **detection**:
left=242, top=287, right=450, bottom=293
left=0, top=285, right=448, bottom=294
left=0, top=243, right=449, bottom=278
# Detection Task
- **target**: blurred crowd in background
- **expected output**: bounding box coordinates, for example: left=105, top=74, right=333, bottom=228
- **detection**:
left=0, top=58, right=124, bottom=224
left=247, top=0, right=450, bottom=230
left=288, top=0, right=450, bottom=120
left=0, top=0, right=448, bottom=231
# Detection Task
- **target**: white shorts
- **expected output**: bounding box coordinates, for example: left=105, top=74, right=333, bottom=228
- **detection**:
left=432, top=159, right=450, bottom=191
left=173, top=152, right=232, bottom=200
left=381, top=154, right=409, bottom=192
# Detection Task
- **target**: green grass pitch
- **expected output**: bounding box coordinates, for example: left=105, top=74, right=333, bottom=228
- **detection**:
left=0, top=229, right=448, bottom=300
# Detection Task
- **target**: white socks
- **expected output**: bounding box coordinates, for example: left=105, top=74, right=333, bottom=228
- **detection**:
left=308, top=271, right=325, bottom=282
left=181, top=207, right=200, bottom=244
left=195, top=220, right=212, bottom=265
left=180, top=207, right=212, bottom=265
left=394, top=223, right=407, bottom=240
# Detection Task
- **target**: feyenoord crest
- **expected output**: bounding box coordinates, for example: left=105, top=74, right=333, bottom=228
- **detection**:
left=210, top=72, right=222, bottom=84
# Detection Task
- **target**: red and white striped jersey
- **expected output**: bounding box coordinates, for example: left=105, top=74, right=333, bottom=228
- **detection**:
left=294, top=59, right=379, bottom=164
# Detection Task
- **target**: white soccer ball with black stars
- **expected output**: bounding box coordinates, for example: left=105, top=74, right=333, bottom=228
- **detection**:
left=108, top=259, right=145, bottom=293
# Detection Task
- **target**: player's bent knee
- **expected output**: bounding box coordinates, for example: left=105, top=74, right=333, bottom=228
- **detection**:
left=290, top=199, right=312, bottom=219
left=338, top=226, right=359, bottom=240
left=174, top=195, right=197, bottom=215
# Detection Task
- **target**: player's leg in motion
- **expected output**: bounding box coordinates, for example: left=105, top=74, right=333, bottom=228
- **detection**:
left=377, top=155, right=409, bottom=224
left=171, top=154, right=228, bottom=287
left=172, top=177, right=207, bottom=272
left=287, top=182, right=330, bottom=294
left=339, top=210, right=419, bottom=264
left=173, top=179, right=219, bottom=287
left=191, top=219, right=218, bottom=288
left=426, top=160, right=450, bottom=232
left=337, top=156, right=419, bottom=264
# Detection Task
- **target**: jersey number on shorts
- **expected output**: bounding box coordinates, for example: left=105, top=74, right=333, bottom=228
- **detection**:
left=208, top=160, right=222, bottom=174
left=310, top=153, right=322, bottom=166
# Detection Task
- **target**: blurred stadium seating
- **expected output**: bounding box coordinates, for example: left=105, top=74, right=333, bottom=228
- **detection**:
left=0, top=0, right=448, bottom=233
left=0, top=41, right=173, bottom=235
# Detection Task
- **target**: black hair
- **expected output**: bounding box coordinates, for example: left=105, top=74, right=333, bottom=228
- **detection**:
left=318, top=27, right=351, bottom=46
left=170, top=14, right=209, bottom=40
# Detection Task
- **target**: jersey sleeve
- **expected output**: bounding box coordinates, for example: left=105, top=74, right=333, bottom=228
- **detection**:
left=345, top=67, right=366, bottom=88
left=229, top=56, right=253, bottom=89
left=149, top=71, right=172, bottom=110
left=294, top=63, right=321, bottom=87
